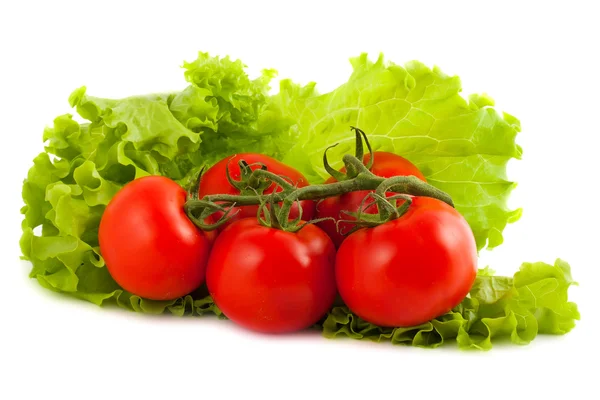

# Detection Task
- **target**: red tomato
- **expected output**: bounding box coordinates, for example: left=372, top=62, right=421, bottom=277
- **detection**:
left=206, top=218, right=337, bottom=333
left=316, top=151, right=426, bottom=248
left=99, top=176, right=212, bottom=300
left=335, top=196, right=478, bottom=327
left=199, top=153, right=315, bottom=230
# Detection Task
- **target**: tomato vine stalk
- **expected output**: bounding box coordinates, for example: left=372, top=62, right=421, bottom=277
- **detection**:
left=184, top=127, right=455, bottom=232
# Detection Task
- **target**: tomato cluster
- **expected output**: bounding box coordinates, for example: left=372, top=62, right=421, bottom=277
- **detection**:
left=99, top=151, right=477, bottom=333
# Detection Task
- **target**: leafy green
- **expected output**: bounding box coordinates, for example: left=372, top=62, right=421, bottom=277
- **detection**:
left=19, top=51, right=578, bottom=349
left=281, top=53, right=522, bottom=250
left=321, top=259, right=580, bottom=350
left=175, top=52, right=308, bottom=166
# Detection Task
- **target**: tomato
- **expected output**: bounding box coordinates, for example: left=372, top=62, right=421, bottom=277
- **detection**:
left=99, top=176, right=212, bottom=301
left=199, top=153, right=315, bottom=230
left=335, top=196, right=478, bottom=327
left=206, top=218, right=337, bottom=333
left=316, top=151, right=426, bottom=248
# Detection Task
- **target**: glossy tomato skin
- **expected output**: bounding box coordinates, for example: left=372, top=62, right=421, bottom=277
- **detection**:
left=335, top=196, right=478, bottom=327
left=199, top=153, right=315, bottom=230
left=316, top=151, right=426, bottom=248
left=99, top=176, right=212, bottom=301
left=206, top=218, right=337, bottom=334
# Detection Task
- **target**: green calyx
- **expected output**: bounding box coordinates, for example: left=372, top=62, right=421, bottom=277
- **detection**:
left=225, top=159, right=274, bottom=195
left=336, top=193, right=414, bottom=237
left=255, top=194, right=335, bottom=233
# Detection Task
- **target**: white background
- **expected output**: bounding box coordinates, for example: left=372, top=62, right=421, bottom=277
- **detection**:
left=1, top=1, right=598, bottom=399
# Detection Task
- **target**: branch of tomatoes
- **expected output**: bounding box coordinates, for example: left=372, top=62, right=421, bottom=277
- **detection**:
left=97, top=127, right=486, bottom=333
left=184, top=127, right=454, bottom=233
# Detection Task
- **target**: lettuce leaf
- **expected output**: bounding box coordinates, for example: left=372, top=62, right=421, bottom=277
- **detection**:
left=321, top=259, right=579, bottom=350
left=281, top=53, right=522, bottom=250
left=175, top=52, right=309, bottom=166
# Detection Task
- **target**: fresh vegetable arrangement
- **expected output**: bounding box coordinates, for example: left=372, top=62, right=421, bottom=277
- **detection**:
left=20, top=51, right=579, bottom=349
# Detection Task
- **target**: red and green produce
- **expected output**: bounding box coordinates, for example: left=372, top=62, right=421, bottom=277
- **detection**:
left=199, top=153, right=315, bottom=230
left=316, top=151, right=426, bottom=247
left=18, top=51, right=579, bottom=350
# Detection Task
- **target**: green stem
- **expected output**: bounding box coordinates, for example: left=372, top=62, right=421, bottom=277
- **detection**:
left=342, top=154, right=371, bottom=177
left=323, top=144, right=347, bottom=181
left=375, top=176, right=453, bottom=207
left=196, top=168, right=453, bottom=210
left=185, top=154, right=455, bottom=231
left=250, top=169, right=296, bottom=191
left=350, top=126, right=374, bottom=169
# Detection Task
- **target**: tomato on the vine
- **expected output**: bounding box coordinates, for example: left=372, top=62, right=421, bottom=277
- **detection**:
left=316, top=151, right=426, bottom=247
left=199, top=153, right=315, bottom=230
left=335, top=196, right=478, bottom=327
left=206, top=218, right=337, bottom=333
left=99, top=176, right=212, bottom=301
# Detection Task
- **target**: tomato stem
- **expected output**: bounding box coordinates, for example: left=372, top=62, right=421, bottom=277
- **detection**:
left=251, top=169, right=296, bottom=191
left=199, top=170, right=451, bottom=206
left=184, top=127, right=455, bottom=232
left=351, top=126, right=374, bottom=170
left=336, top=194, right=414, bottom=236
left=186, top=165, right=453, bottom=231
left=184, top=200, right=240, bottom=231
left=323, top=144, right=347, bottom=182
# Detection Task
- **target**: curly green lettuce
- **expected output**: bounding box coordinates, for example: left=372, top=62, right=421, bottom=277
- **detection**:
left=282, top=53, right=522, bottom=250
left=19, top=52, right=578, bottom=349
